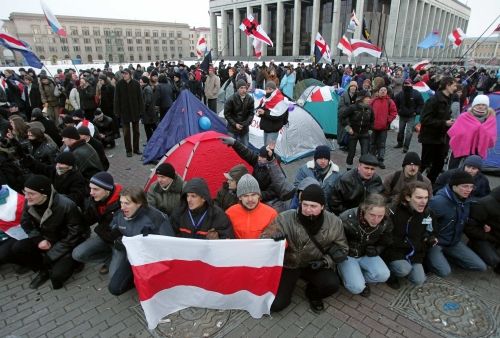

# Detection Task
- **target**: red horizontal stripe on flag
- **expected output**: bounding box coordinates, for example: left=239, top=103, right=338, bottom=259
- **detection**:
left=132, top=259, right=282, bottom=301
left=351, top=41, right=381, bottom=52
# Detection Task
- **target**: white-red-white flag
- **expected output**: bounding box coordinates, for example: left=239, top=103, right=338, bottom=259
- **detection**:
left=337, top=35, right=353, bottom=61
left=0, top=185, right=27, bottom=240
left=123, top=235, right=285, bottom=330
left=351, top=38, right=382, bottom=58
left=448, top=28, right=465, bottom=48
left=412, top=59, right=431, bottom=71
left=239, top=14, right=273, bottom=47
left=308, top=86, right=333, bottom=102
left=253, top=38, right=263, bottom=59
left=259, top=88, right=289, bottom=116
left=196, top=36, right=208, bottom=58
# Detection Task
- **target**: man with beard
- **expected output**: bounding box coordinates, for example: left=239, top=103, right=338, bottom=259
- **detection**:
left=225, top=174, right=277, bottom=239
left=383, top=152, right=432, bottom=203
left=394, top=80, right=424, bottom=152
left=261, top=184, right=348, bottom=313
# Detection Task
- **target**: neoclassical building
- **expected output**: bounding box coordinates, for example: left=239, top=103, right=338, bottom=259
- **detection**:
left=209, top=0, right=471, bottom=62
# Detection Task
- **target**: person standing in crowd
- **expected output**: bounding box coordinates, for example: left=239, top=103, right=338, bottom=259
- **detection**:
left=30, top=108, right=62, bottom=148
left=156, top=74, right=176, bottom=121
left=427, top=171, right=487, bottom=277
left=11, top=175, right=88, bottom=289
left=215, top=164, right=249, bottom=211
left=146, top=163, right=185, bottom=217
left=78, top=77, right=97, bottom=121
left=338, top=81, right=358, bottom=150
left=383, top=152, right=432, bottom=204
left=369, top=87, right=397, bottom=169
left=23, top=75, right=42, bottom=120
left=114, top=68, right=143, bottom=157
left=204, top=66, right=220, bottom=113
left=394, top=80, right=424, bottom=152
left=97, top=74, right=118, bottom=139
left=261, top=184, right=348, bottom=313
left=447, top=94, right=497, bottom=169
left=384, top=181, right=436, bottom=289
left=226, top=174, right=278, bottom=239
left=419, top=77, right=457, bottom=183
left=338, top=194, right=392, bottom=297
left=256, top=81, right=289, bottom=146
left=224, top=80, right=254, bottom=147
left=140, top=76, right=157, bottom=142
left=39, top=75, right=59, bottom=122
left=279, top=66, right=296, bottom=98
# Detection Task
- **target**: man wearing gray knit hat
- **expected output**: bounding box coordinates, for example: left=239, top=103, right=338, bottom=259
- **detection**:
left=226, top=174, right=277, bottom=239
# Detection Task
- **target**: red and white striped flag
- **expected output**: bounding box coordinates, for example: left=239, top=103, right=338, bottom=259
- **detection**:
left=196, top=36, right=208, bottom=58
left=123, top=235, right=285, bottom=330
left=308, top=86, right=333, bottom=102
left=240, top=14, right=273, bottom=47
left=413, top=59, right=431, bottom=71
left=337, top=35, right=353, bottom=61
left=351, top=39, right=382, bottom=58
left=0, top=186, right=27, bottom=240
left=448, top=28, right=465, bottom=48
left=260, top=88, right=289, bottom=116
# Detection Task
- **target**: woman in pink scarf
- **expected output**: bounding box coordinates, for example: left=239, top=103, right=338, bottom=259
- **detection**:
left=448, top=94, right=497, bottom=169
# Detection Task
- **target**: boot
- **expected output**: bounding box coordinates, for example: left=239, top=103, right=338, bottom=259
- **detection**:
left=360, top=285, right=371, bottom=297
left=386, top=275, right=400, bottom=290
left=394, top=143, right=403, bottom=149
left=30, top=270, right=49, bottom=289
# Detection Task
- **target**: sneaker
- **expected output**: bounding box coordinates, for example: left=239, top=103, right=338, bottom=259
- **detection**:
left=378, top=161, right=386, bottom=169
left=386, top=275, right=400, bottom=290
left=360, top=285, right=371, bottom=297
left=30, top=270, right=49, bottom=289
left=394, top=144, right=403, bottom=149
left=309, top=299, right=325, bottom=314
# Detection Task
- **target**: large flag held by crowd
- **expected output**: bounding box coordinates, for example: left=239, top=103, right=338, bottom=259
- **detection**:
left=314, top=32, right=331, bottom=63
left=448, top=28, right=465, bottom=48
left=123, top=235, right=285, bottom=330
left=239, top=14, right=273, bottom=47
left=0, top=32, right=43, bottom=69
left=350, top=38, right=382, bottom=58
left=40, top=0, right=67, bottom=37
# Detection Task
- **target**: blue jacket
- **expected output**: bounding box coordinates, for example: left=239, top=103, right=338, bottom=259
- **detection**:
left=294, top=160, right=340, bottom=207
left=429, top=186, right=471, bottom=247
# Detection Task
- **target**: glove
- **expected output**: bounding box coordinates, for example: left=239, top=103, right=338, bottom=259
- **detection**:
left=141, top=227, right=151, bottom=237
left=327, top=245, right=348, bottom=263
left=309, top=259, right=327, bottom=270
left=206, top=228, right=220, bottom=240
left=365, top=246, right=379, bottom=257
left=423, top=235, right=438, bottom=247
left=220, top=137, right=235, bottom=146
left=113, top=238, right=126, bottom=252
left=271, top=232, right=286, bottom=242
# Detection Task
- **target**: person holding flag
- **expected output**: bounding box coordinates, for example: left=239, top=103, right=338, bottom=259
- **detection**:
left=256, top=81, right=289, bottom=146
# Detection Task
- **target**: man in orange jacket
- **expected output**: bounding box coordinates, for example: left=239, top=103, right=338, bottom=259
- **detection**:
left=226, top=174, right=277, bottom=239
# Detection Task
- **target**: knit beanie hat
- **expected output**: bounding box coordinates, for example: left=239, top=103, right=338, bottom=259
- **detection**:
left=402, top=152, right=421, bottom=167
left=236, top=79, right=247, bottom=89
left=55, top=152, right=75, bottom=166
left=224, top=164, right=249, bottom=183
left=300, top=184, right=325, bottom=205
left=259, top=146, right=268, bottom=158
left=463, top=155, right=483, bottom=170
left=61, top=126, right=80, bottom=140
left=265, top=81, right=277, bottom=90
left=155, top=163, right=176, bottom=179
left=449, top=171, right=474, bottom=187
left=24, top=175, right=52, bottom=195
left=72, top=109, right=84, bottom=119
left=471, top=94, right=489, bottom=108
left=314, top=145, right=331, bottom=161
left=237, top=174, right=261, bottom=197
left=63, top=115, right=75, bottom=124
left=77, top=126, right=91, bottom=136
left=89, top=172, right=114, bottom=191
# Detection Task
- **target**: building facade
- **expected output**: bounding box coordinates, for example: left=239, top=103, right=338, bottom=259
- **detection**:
left=462, top=36, right=499, bottom=67
left=209, top=0, right=471, bottom=63
left=1, top=12, right=193, bottom=65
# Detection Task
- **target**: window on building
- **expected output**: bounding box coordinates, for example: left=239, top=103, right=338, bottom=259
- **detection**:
left=70, top=26, right=78, bottom=35
left=146, top=46, right=151, bottom=51
left=135, top=30, right=141, bottom=37
left=170, top=40, right=175, bottom=45
left=179, top=53, right=182, bottom=58
left=34, top=37, right=43, bottom=43
left=108, top=54, right=113, bottom=62
left=144, top=30, right=150, bottom=37
left=154, top=39, right=159, bottom=44
left=126, top=30, right=132, bottom=37
left=136, top=39, right=141, bottom=44
left=145, top=39, right=151, bottom=44
left=50, top=37, right=57, bottom=44
left=82, top=27, right=90, bottom=36
left=73, top=46, right=80, bottom=52
left=94, top=38, right=102, bottom=44
left=84, top=38, right=91, bottom=44
left=104, top=29, right=111, bottom=36
left=153, top=31, right=158, bottom=37
left=164, top=54, right=168, bottom=59
left=130, top=55, right=134, bottom=61
left=128, top=46, right=134, bottom=52
left=126, top=38, right=132, bottom=44
left=154, top=46, right=159, bottom=51
left=32, top=25, right=41, bottom=34
left=137, top=46, right=143, bottom=51
left=96, top=46, right=102, bottom=52
left=171, top=54, right=175, bottom=58
left=177, top=31, right=182, bottom=38
left=117, top=47, right=123, bottom=52
left=169, top=31, right=174, bottom=38
left=147, top=55, right=152, bottom=61
left=85, top=46, right=92, bottom=52
left=105, top=38, right=112, bottom=44
left=156, top=55, right=160, bottom=60
left=93, top=27, right=100, bottom=36
left=138, top=54, right=142, bottom=61
left=72, top=38, right=79, bottom=44
left=61, top=46, right=69, bottom=52
left=162, top=40, right=167, bottom=45
left=162, top=46, right=167, bottom=51
left=170, top=46, right=175, bottom=51
left=49, top=46, right=57, bottom=52
left=35, top=46, right=45, bottom=52
left=98, top=54, right=103, bottom=59
left=115, top=39, right=123, bottom=46
left=161, top=31, right=166, bottom=37
left=115, top=29, right=122, bottom=36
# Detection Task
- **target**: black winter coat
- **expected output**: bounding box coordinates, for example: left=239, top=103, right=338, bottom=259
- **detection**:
left=99, top=83, right=115, bottom=115
left=78, top=85, right=97, bottom=111
left=465, top=187, right=500, bottom=245
left=141, top=85, right=157, bottom=124
left=155, top=82, right=175, bottom=114
left=112, top=205, right=174, bottom=237
left=224, top=93, right=255, bottom=135
left=434, top=168, right=490, bottom=200
left=88, top=137, right=109, bottom=171
left=93, top=115, right=114, bottom=144
left=394, top=88, right=424, bottom=118
left=419, top=91, right=452, bottom=144
left=69, top=140, right=104, bottom=180
left=32, top=117, right=62, bottom=148
left=114, top=79, right=143, bottom=123
left=31, top=139, right=58, bottom=165
left=214, top=183, right=239, bottom=211
left=342, top=102, right=374, bottom=135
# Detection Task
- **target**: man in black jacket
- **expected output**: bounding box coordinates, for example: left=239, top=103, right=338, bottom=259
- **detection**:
left=394, top=80, right=424, bottom=152
left=77, top=126, right=110, bottom=171
left=224, top=80, right=254, bottom=147
left=419, top=77, right=457, bottom=183
left=11, top=175, right=88, bottom=289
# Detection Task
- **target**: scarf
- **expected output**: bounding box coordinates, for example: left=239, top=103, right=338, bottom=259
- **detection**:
left=448, top=111, right=496, bottom=158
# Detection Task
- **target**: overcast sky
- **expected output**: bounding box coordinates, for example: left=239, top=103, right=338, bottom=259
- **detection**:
left=0, top=0, right=498, bottom=37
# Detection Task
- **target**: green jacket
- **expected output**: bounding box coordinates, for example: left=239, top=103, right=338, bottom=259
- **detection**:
left=146, top=174, right=185, bottom=216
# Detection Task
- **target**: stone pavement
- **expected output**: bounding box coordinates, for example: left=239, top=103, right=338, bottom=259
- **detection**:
left=1, top=129, right=500, bottom=338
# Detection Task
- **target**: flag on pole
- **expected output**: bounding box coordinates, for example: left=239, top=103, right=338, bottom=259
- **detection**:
left=240, top=14, right=273, bottom=47
left=200, top=50, right=212, bottom=73
left=0, top=32, right=44, bottom=69
left=337, top=35, right=353, bottom=61
left=196, top=36, right=208, bottom=58
left=314, top=32, right=331, bottom=63
left=40, top=0, right=67, bottom=37
left=346, top=10, right=360, bottom=33
left=0, top=186, right=27, bottom=240
left=448, top=28, right=465, bottom=48
left=412, top=59, right=431, bottom=71
left=417, top=31, right=444, bottom=49
left=362, top=18, right=371, bottom=42
left=351, top=39, right=382, bottom=58
left=123, top=235, right=285, bottom=330
left=253, top=38, right=263, bottom=59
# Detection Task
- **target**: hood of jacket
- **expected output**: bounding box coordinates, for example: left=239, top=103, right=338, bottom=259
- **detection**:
left=181, top=178, right=212, bottom=204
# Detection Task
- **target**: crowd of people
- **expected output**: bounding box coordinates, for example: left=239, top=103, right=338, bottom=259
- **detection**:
left=0, top=59, right=499, bottom=315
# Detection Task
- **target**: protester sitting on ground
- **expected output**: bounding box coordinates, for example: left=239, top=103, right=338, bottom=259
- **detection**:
left=434, top=155, right=491, bottom=200
left=27, top=127, right=59, bottom=165
left=226, top=174, right=278, bottom=239
left=261, top=184, right=349, bottom=314
left=215, top=164, right=249, bottom=211
left=294, top=145, right=340, bottom=204
left=72, top=109, right=97, bottom=137
left=77, top=126, right=109, bottom=171
left=170, top=178, right=234, bottom=239
left=465, top=186, right=500, bottom=273
left=11, top=175, right=89, bottom=289
left=338, top=194, right=392, bottom=297
left=72, top=172, right=122, bottom=276
left=108, top=186, right=173, bottom=295
left=383, top=181, right=436, bottom=289
left=383, top=152, right=432, bottom=204
left=329, top=154, right=384, bottom=215
left=30, top=108, right=62, bottom=148
left=427, top=171, right=487, bottom=277
left=146, top=163, right=184, bottom=217
left=93, top=109, right=115, bottom=148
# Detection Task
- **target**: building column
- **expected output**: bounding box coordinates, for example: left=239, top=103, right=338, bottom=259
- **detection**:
left=397, top=0, right=411, bottom=58
left=276, top=0, right=284, bottom=56
left=233, top=8, right=240, bottom=57
left=384, top=0, right=400, bottom=57
left=310, top=0, right=320, bottom=55
left=246, top=5, right=252, bottom=57
left=221, top=10, right=229, bottom=57
left=292, top=0, right=301, bottom=56
left=330, top=0, right=341, bottom=58
left=353, top=0, right=365, bottom=40
left=210, top=11, right=218, bottom=59
left=261, top=2, right=268, bottom=57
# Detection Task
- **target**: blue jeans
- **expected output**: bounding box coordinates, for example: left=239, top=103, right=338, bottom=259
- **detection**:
left=338, top=256, right=390, bottom=294
left=264, top=132, right=279, bottom=146
left=388, top=260, right=426, bottom=285
left=426, top=241, right=487, bottom=277
left=228, top=131, right=249, bottom=147
left=469, top=240, right=500, bottom=267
